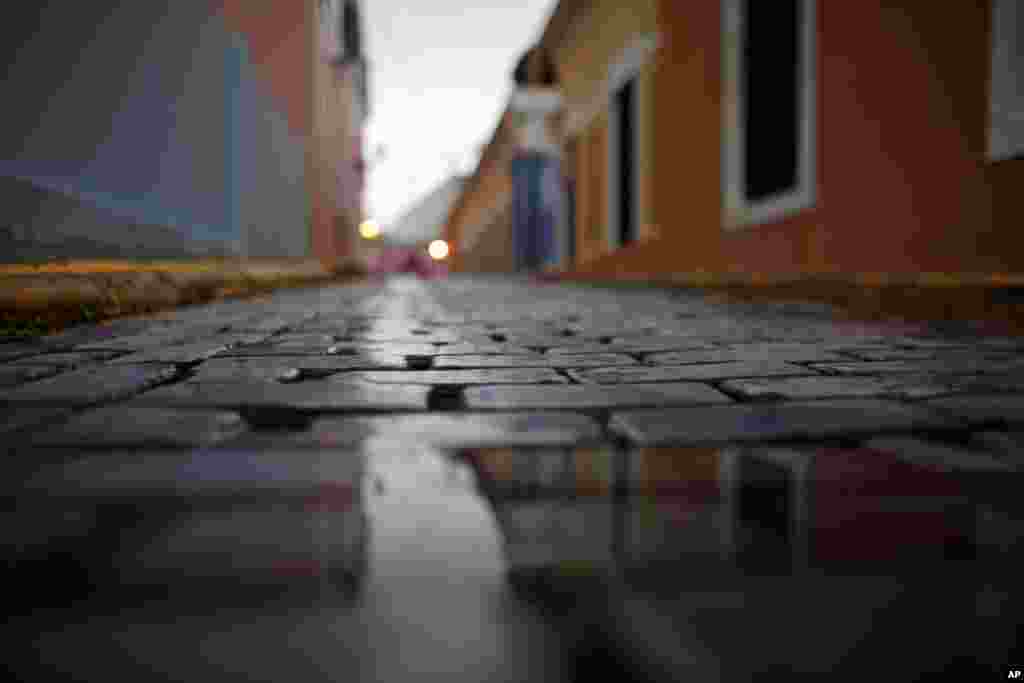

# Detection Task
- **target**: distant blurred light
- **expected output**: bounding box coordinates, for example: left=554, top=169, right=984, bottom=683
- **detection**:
left=428, top=240, right=449, bottom=261
left=359, top=220, right=381, bottom=239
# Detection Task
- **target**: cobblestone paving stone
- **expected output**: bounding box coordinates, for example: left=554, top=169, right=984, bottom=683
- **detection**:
left=224, top=413, right=603, bottom=450
left=326, top=341, right=442, bottom=356
left=432, top=343, right=541, bottom=355
left=8, top=349, right=126, bottom=369
left=25, top=406, right=249, bottom=449
left=0, top=363, right=64, bottom=388
left=132, top=378, right=431, bottom=412
left=969, top=431, right=1024, bottom=465
left=720, top=373, right=1024, bottom=402
left=107, top=341, right=233, bottom=365
left=571, top=361, right=819, bottom=383
left=191, top=354, right=410, bottom=381
left=3, top=363, right=181, bottom=405
left=809, top=358, right=1024, bottom=376
left=922, top=393, right=1024, bottom=427
left=71, top=325, right=233, bottom=352
left=331, top=368, right=571, bottom=385
left=0, top=403, right=72, bottom=435
left=646, top=347, right=849, bottom=364
left=545, top=339, right=719, bottom=354
left=0, top=342, right=63, bottom=362
left=432, top=353, right=636, bottom=369
left=463, top=382, right=731, bottom=410
left=216, top=341, right=343, bottom=356
left=863, top=436, right=1015, bottom=473
left=608, top=399, right=961, bottom=446
left=4, top=275, right=1022, bottom=681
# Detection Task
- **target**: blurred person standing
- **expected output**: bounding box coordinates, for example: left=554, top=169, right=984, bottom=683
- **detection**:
left=509, top=46, right=567, bottom=273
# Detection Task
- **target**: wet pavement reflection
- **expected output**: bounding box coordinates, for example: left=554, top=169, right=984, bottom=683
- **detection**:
left=461, top=443, right=1022, bottom=679
left=6, top=435, right=1020, bottom=681
left=4, top=275, right=1023, bottom=682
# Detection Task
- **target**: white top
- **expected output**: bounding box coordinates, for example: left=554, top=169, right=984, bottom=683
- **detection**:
left=510, top=88, right=563, bottom=155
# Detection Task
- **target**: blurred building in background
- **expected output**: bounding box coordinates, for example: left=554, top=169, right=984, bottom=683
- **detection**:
left=313, top=0, right=371, bottom=269
left=444, top=107, right=518, bottom=273
left=363, top=175, right=464, bottom=277
left=446, top=0, right=1024, bottom=278
left=0, top=0, right=369, bottom=267
left=388, top=175, right=467, bottom=249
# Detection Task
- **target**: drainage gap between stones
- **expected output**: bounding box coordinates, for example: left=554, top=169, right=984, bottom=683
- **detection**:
left=427, top=385, right=466, bottom=411
left=554, top=368, right=579, bottom=384
left=606, top=427, right=632, bottom=452
left=405, top=355, right=435, bottom=371
left=239, top=405, right=313, bottom=431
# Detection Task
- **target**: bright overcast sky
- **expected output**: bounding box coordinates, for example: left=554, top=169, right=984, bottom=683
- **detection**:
left=363, top=0, right=556, bottom=235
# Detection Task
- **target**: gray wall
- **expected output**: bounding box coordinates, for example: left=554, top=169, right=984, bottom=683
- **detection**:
left=0, top=0, right=309, bottom=261
left=236, top=49, right=310, bottom=259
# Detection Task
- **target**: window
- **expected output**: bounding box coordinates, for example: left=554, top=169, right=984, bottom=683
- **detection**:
left=319, top=1, right=362, bottom=65
left=606, top=35, right=656, bottom=249
left=349, top=60, right=369, bottom=123
left=989, top=0, right=1024, bottom=161
left=611, top=77, right=638, bottom=247
left=565, top=136, right=579, bottom=267
left=319, top=0, right=342, bottom=63
left=723, top=0, right=816, bottom=229
left=589, top=122, right=606, bottom=245
left=343, top=1, right=362, bottom=62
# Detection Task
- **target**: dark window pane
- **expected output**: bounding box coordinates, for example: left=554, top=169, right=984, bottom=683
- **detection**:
left=566, top=178, right=576, bottom=266
left=617, top=79, right=637, bottom=246
left=736, top=456, right=795, bottom=573
left=743, top=0, right=802, bottom=202
left=343, top=2, right=361, bottom=60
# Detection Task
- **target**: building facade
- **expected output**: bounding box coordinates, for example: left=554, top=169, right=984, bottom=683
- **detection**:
left=0, top=0, right=368, bottom=266
left=312, top=0, right=371, bottom=268
left=446, top=0, right=1024, bottom=278
left=444, top=108, right=517, bottom=273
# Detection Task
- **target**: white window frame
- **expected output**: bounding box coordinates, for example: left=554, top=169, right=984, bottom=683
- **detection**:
left=347, top=59, right=368, bottom=125
left=319, top=0, right=343, bottom=63
left=718, top=448, right=811, bottom=569
left=988, top=0, right=1024, bottom=162
left=722, top=0, right=817, bottom=231
left=607, top=36, right=655, bottom=249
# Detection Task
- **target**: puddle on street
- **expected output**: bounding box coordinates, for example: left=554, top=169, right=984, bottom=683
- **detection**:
left=344, top=438, right=568, bottom=680
left=8, top=435, right=1022, bottom=681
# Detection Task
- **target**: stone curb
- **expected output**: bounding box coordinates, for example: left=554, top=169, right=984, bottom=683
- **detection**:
left=538, top=271, right=1024, bottom=332
left=0, top=259, right=367, bottom=334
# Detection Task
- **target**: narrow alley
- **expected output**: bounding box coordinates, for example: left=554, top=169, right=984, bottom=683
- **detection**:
left=3, top=275, right=1021, bottom=680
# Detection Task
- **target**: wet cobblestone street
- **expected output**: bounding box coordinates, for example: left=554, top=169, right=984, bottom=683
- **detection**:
left=3, top=275, right=1022, bottom=680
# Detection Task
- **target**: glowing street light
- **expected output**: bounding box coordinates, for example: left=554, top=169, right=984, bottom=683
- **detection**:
left=428, top=240, right=449, bottom=261
left=359, top=220, right=381, bottom=240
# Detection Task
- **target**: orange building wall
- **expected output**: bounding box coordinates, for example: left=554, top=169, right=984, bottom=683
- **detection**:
left=573, top=0, right=730, bottom=276
left=448, top=169, right=513, bottom=272
left=987, top=159, right=1024, bottom=272
left=446, top=112, right=518, bottom=272
left=217, top=0, right=312, bottom=137
left=311, top=59, right=364, bottom=266
left=219, top=0, right=365, bottom=268
left=589, top=117, right=609, bottom=260
left=812, top=1, right=998, bottom=275
left=570, top=0, right=1023, bottom=279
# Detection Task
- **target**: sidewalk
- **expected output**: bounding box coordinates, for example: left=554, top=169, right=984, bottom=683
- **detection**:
left=538, top=269, right=1024, bottom=334
left=0, top=258, right=366, bottom=335
left=4, top=275, right=1022, bottom=681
